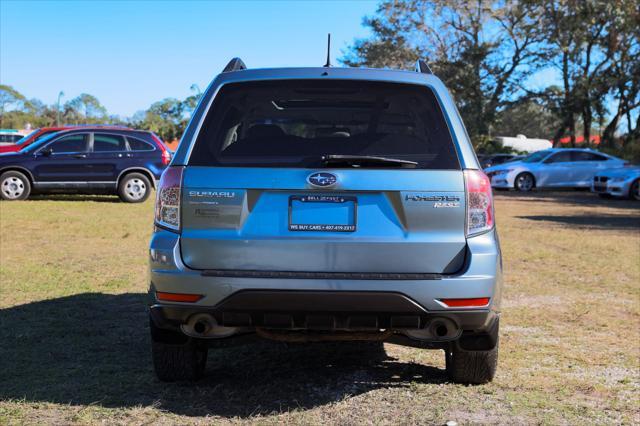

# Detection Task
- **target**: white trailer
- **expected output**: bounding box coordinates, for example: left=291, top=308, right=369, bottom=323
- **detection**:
left=494, top=134, right=552, bottom=153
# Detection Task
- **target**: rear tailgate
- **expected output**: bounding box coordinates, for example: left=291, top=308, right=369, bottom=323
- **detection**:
left=180, top=167, right=466, bottom=274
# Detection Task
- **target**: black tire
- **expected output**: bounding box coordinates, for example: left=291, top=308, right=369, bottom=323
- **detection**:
left=150, top=320, right=207, bottom=382
left=0, top=170, right=31, bottom=201
left=118, top=172, right=151, bottom=203
left=630, top=179, right=640, bottom=201
left=514, top=172, right=535, bottom=192
left=446, top=338, right=499, bottom=384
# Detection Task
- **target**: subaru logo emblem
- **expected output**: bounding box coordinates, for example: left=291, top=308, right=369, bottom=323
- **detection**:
left=307, top=172, right=337, bottom=187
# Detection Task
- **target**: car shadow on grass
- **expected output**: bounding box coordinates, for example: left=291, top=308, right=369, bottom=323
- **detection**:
left=495, top=190, right=640, bottom=210
left=26, top=194, right=123, bottom=203
left=517, top=213, right=640, bottom=230
left=0, top=293, right=446, bottom=418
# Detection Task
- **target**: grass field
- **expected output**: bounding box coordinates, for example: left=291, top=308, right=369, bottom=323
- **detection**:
left=1, top=191, right=639, bottom=424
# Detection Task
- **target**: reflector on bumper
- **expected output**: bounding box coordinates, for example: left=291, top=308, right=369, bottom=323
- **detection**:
left=439, top=297, right=490, bottom=308
left=156, top=291, right=203, bottom=303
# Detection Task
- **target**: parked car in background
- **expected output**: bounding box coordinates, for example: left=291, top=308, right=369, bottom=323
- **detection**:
left=149, top=59, right=502, bottom=385
left=592, top=166, right=640, bottom=200
left=0, top=130, right=24, bottom=145
left=0, top=127, right=68, bottom=153
left=0, top=125, right=136, bottom=154
left=0, top=128, right=170, bottom=202
left=478, top=153, right=523, bottom=169
left=485, top=148, right=626, bottom=191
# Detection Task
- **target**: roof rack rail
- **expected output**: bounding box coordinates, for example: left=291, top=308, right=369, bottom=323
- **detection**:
left=415, top=59, right=433, bottom=74
left=222, top=57, right=247, bottom=73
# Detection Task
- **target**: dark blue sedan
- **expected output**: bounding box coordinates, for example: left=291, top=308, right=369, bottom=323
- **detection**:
left=0, top=128, right=171, bottom=202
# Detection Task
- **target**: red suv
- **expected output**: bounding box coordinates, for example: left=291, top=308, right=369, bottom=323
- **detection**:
left=0, top=127, right=68, bottom=153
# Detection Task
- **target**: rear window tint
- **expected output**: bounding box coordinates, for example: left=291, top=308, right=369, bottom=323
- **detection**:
left=94, top=134, right=126, bottom=152
left=127, top=136, right=155, bottom=151
left=573, top=151, right=608, bottom=162
left=189, top=80, right=459, bottom=169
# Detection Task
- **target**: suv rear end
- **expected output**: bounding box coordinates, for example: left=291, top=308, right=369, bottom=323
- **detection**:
left=149, top=62, right=502, bottom=384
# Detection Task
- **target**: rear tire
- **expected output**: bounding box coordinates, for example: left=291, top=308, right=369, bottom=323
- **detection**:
left=630, top=179, right=640, bottom=201
left=150, top=319, right=207, bottom=382
left=446, top=338, right=498, bottom=384
left=118, top=172, right=151, bottom=203
left=0, top=170, right=31, bottom=201
left=514, top=172, right=535, bottom=192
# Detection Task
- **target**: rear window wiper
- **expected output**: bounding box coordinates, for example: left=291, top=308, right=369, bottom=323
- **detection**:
left=321, top=154, right=418, bottom=168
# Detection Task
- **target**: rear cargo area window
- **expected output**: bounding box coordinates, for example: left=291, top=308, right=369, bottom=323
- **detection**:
left=189, top=80, right=460, bottom=169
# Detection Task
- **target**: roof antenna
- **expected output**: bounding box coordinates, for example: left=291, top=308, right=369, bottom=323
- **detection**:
left=324, top=33, right=331, bottom=67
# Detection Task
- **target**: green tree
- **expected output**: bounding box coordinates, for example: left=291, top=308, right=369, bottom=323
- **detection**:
left=493, top=99, right=561, bottom=140
left=540, top=0, right=639, bottom=147
left=63, top=93, right=108, bottom=124
left=132, top=98, right=185, bottom=142
left=341, top=0, right=548, bottom=145
left=0, top=85, right=30, bottom=127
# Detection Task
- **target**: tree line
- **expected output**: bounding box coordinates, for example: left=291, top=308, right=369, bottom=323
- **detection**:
left=341, top=0, right=638, bottom=158
left=0, top=84, right=201, bottom=145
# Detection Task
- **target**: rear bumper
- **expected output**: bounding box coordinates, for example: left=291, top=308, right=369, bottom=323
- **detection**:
left=150, top=290, right=498, bottom=332
left=148, top=228, right=502, bottom=335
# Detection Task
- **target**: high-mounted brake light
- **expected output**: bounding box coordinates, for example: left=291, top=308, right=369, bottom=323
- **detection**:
left=155, top=166, right=183, bottom=232
left=464, top=169, right=494, bottom=236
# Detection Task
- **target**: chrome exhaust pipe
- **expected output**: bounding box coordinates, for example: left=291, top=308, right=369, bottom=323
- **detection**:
left=193, top=320, right=210, bottom=335
left=181, top=314, right=238, bottom=338
left=401, top=317, right=460, bottom=341
left=431, top=321, right=450, bottom=338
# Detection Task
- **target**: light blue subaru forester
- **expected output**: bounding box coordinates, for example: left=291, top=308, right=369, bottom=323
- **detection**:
left=148, top=58, right=502, bottom=384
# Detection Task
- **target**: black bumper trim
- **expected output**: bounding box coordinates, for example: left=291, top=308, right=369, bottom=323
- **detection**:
left=149, top=290, right=497, bottom=334
left=200, top=269, right=442, bottom=280
left=213, top=290, right=428, bottom=313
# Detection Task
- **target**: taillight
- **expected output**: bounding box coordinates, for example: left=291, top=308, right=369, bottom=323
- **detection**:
left=150, top=132, right=171, bottom=165
left=464, top=169, right=494, bottom=236
left=161, top=150, right=171, bottom=165
left=155, top=166, right=183, bottom=232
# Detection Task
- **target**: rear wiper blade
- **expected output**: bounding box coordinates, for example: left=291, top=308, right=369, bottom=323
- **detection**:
left=321, top=154, right=418, bottom=168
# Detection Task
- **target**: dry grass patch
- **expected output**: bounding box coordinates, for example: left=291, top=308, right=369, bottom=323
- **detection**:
left=1, top=191, right=639, bottom=424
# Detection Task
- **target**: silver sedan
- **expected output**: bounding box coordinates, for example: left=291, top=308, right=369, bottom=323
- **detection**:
left=485, top=148, right=626, bottom=192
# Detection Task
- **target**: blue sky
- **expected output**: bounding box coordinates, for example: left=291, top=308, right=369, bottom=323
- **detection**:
left=1, top=0, right=377, bottom=117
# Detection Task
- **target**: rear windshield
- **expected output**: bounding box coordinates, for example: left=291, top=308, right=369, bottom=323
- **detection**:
left=189, top=80, right=459, bottom=169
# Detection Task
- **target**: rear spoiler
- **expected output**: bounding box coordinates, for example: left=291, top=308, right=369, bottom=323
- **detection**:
left=415, top=60, right=433, bottom=74
left=222, top=58, right=247, bottom=73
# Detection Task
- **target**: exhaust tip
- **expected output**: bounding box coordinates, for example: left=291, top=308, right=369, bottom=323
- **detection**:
left=181, top=314, right=239, bottom=338
left=193, top=320, right=208, bottom=334
left=434, top=324, right=448, bottom=337
left=402, top=318, right=460, bottom=341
